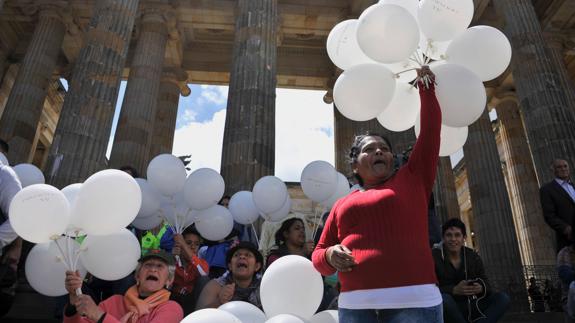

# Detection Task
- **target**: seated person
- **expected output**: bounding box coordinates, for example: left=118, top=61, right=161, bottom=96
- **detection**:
left=266, top=217, right=315, bottom=268
left=557, top=240, right=575, bottom=321
left=63, top=249, right=183, bottom=323
left=171, top=227, right=211, bottom=315
left=196, top=241, right=263, bottom=309
left=433, top=218, right=510, bottom=323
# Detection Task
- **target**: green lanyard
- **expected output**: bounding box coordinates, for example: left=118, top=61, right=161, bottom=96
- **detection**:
left=141, top=223, right=167, bottom=254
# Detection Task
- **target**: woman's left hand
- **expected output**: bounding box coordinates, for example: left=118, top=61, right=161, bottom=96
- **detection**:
left=73, top=294, right=105, bottom=321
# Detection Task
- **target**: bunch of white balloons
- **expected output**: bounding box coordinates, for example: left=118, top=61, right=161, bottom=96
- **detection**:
left=10, top=168, right=142, bottom=296
left=182, top=256, right=339, bottom=323
left=327, top=0, right=512, bottom=156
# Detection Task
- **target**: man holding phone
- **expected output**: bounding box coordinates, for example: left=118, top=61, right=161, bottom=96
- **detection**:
left=432, top=218, right=510, bottom=322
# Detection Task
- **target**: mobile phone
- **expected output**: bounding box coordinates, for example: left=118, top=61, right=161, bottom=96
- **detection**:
left=467, top=279, right=479, bottom=286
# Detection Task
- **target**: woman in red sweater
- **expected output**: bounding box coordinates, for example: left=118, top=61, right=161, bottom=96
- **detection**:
left=312, top=66, right=443, bottom=323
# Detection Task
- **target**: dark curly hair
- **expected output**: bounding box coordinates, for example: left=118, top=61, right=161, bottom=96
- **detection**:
left=348, top=132, right=393, bottom=186
left=274, top=217, right=304, bottom=246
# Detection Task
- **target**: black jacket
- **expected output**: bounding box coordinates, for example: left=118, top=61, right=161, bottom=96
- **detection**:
left=432, top=245, right=491, bottom=302
left=540, top=180, right=575, bottom=251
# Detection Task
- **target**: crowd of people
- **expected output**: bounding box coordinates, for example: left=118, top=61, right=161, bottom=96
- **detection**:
left=0, top=66, right=574, bottom=322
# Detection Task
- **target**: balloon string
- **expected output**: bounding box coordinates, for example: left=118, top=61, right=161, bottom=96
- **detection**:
left=53, top=238, right=72, bottom=271
left=67, top=236, right=74, bottom=271
left=395, top=68, right=418, bottom=77
left=312, top=206, right=326, bottom=242
left=251, top=223, right=260, bottom=248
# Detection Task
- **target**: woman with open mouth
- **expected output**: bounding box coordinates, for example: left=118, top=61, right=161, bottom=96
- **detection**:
left=196, top=241, right=264, bottom=310
left=63, top=249, right=183, bottom=323
left=313, top=66, right=444, bottom=323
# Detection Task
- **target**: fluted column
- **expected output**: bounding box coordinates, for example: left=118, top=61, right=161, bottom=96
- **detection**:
left=220, top=0, right=278, bottom=194
left=110, top=6, right=169, bottom=174
left=149, top=66, right=189, bottom=160
left=44, top=0, right=139, bottom=188
left=493, top=0, right=575, bottom=185
left=0, top=5, right=66, bottom=164
left=463, top=109, right=527, bottom=309
left=434, top=157, right=460, bottom=223
left=496, top=94, right=555, bottom=266
left=333, top=108, right=416, bottom=179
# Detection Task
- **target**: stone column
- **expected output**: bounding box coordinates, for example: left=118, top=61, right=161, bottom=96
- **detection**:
left=463, top=109, right=527, bottom=309
left=434, top=157, right=460, bottom=223
left=220, top=0, right=278, bottom=194
left=0, top=5, right=66, bottom=164
left=44, top=0, right=139, bottom=188
left=496, top=94, right=555, bottom=266
left=333, top=108, right=416, bottom=179
left=493, top=0, right=575, bottom=185
left=148, top=66, right=190, bottom=160
left=109, top=6, right=169, bottom=174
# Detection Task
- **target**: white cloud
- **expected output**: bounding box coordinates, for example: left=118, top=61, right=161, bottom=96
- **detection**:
left=172, top=109, right=226, bottom=172
left=171, top=87, right=334, bottom=182
left=200, top=85, right=228, bottom=105
left=181, top=109, right=197, bottom=123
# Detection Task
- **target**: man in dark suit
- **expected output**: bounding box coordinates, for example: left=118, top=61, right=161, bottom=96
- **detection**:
left=541, top=159, right=575, bottom=252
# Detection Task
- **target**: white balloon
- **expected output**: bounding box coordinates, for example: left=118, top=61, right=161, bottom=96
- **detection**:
left=62, top=183, right=84, bottom=237
left=333, top=64, right=396, bottom=122
left=80, top=228, right=141, bottom=281
left=252, top=176, right=288, bottom=215
left=135, top=178, right=162, bottom=218
left=147, top=154, right=187, bottom=196
left=132, top=214, right=164, bottom=230
left=219, top=301, right=266, bottom=323
left=377, top=83, right=421, bottom=132
left=301, top=161, right=338, bottom=203
left=418, top=0, right=474, bottom=41
left=0, top=152, right=8, bottom=165
left=379, top=0, right=418, bottom=18
left=262, top=196, right=291, bottom=223
left=415, top=115, right=469, bottom=157
left=320, top=173, right=351, bottom=208
left=261, top=255, right=323, bottom=319
left=72, top=169, right=141, bottom=236
left=183, top=168, right=225, bottom=210
left=229, top=191, right=260, bottom=225
left=9, top=184, right=70, bottom=243
left=310, top=311, right=339, bottom=323
left=265, top=314, right=306, bottom=323
left=357, top=4, right=420, bottom=64
left=182, top=308, right=242, bottom=323
left=446, top=25, right=512, bottom=81
left=25, top=238, right=87, bottom=296
left=432, top=63, right=486, bottom=127
left=13, top=163, right=45, bottom=187
left=326, top=20, right=376, bottom=70
left=195, top=205, right=234, bottom=241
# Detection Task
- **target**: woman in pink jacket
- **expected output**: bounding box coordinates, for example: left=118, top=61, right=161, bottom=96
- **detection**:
left=63, top=249, right=183, bottom=323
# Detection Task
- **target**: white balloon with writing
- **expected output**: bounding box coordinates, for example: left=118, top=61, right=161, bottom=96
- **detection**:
left=418, top=0, right=474, bottom=41
left=326, top=19, right=375, bottom=70
left=9, top=184, right=70, bottom=243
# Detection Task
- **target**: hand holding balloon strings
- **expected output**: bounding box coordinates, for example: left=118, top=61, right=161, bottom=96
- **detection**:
left=53, top=236, right=83, bottom=295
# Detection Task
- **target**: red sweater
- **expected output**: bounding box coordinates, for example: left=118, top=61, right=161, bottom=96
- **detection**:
left=312, top=84, right=441, bottom=293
